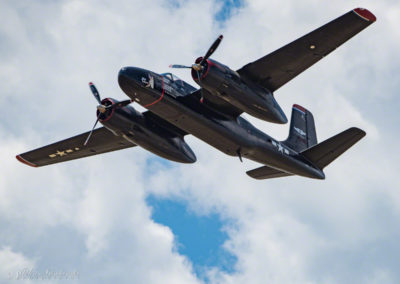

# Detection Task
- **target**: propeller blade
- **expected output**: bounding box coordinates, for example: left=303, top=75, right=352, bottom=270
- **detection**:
left=201, top=34, right=223, bottom=65
left=83, top=114, right=100, bottom=146
left=89, top=82, right=101, bottom=104
left=169, top=64, right=192, bottom=69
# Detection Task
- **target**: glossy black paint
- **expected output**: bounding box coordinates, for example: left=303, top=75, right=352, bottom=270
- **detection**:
left=191, top=57, right=287, bottom=124
left=16, top=8, right=373, bottom=176
left=119, top=67, right=325, bottom=179
left=97, top=97, right=196, bottom=164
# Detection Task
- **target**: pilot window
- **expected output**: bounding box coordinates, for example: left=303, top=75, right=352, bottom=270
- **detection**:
left=161, top=73, right=185, bottom=87
left=163, top=73, right=173, bottom=80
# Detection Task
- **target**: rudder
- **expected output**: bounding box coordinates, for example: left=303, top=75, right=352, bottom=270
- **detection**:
left=283, top=104, right=317, bottom=152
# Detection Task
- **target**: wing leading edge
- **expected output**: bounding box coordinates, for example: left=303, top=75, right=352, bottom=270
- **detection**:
left=16, top=127, right=136, bottom=167
left=237, top=8, right=376, bottom=92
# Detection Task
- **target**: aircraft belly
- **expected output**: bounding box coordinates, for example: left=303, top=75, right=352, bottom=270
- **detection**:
left=138, top=91, right=239, bottom=156
left=247, top=148, right=323, bottom=179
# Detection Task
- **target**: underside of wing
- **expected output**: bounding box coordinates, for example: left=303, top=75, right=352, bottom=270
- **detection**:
left=142, top=111, right=188, bottom=137
left=246, top=165, right=293, bottom=180
left=237, top=8, right=376, bottom=92
left=189, top=88, right=243, bottom=118
left=16, top=127, right=136, bottom=167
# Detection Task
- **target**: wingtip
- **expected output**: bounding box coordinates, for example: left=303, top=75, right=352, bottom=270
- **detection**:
left=353, top=8, right=377, bottom=22
left=347, top=127, right=367, bottom=139
left=16, top=155, right=38, bottom=167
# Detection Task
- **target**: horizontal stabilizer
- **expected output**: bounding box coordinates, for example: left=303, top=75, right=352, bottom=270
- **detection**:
left=246, top=165, right=293, bottom=180
left=301, top=127, right=366, bottom=169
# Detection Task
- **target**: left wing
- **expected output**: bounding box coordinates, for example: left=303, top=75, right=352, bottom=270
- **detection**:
left=16, top=127, right=136, bottom=167
left=237, top=8, right=376, bottom=92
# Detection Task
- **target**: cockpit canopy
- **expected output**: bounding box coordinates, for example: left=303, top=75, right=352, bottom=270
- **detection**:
left=161, top=72, right=196, bottom=92
left=161, top=72, right=182, bottom=82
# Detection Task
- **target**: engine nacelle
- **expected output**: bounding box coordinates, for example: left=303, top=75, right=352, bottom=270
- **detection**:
left=192, top=57, right=287, bottom=124
left=97, top=98, right=196, bottom=163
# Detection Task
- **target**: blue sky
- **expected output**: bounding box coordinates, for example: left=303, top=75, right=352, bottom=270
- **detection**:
left=146, top=0, right=242, bottom=281
left=147, top=196, right=237, bottom=281
left=1, top=0, right=400, bottom=284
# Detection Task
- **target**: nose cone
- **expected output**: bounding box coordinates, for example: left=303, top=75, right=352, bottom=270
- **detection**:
left=118, top=67, right=135, bottom=90
left=118, top=66, right=153, bottom=95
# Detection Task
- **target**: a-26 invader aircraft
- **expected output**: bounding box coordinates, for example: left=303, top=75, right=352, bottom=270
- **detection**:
left=17, top=8, right=376, bottom=180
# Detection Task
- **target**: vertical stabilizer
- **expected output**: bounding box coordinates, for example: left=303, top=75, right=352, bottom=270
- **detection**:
left=283, top=104, right=317, bottom=152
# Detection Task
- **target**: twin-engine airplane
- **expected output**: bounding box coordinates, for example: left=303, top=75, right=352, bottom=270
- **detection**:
left=17, top=8, right=376, bottom=180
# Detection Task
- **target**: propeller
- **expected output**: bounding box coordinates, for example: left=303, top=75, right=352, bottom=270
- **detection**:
left=84, top=113, right=101, bottom=146
left=169, top=35, right=223, bottom=103
left=200, top=34, right=223, bottom=66
left=169, top=34, right=223, bottom=81
left=89, top=82, right=101, bottom=104
left=84, top=82, right=132, bottom=146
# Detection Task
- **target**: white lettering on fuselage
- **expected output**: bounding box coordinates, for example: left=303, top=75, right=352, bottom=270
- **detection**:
left=142, top=75, right=154, bottom=89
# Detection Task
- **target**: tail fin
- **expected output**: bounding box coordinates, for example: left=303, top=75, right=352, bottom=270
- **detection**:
left=283, top=104, right=317, bottom=152
left=301, top=127, right=366, bottom=169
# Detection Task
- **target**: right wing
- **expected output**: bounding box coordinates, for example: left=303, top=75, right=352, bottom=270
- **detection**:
left=237, top=8, right=376, bottom=92
left=16, top=127, right=136, bottom=167
left=246, top=165, right=293, bottom=180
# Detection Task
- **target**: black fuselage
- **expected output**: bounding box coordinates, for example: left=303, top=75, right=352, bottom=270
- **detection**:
left=117, top=67, right=324, bottom=179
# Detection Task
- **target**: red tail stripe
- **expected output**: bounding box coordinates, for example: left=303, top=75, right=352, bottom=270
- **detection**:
left=293, top=104, right=306, bottom=113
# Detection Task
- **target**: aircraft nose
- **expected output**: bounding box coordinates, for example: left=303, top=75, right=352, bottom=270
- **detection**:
left=118, top=66, right=143, bottom=93
left=118, top=66, right=151, bottom=87
left=118, top=67, right=134, bottom=83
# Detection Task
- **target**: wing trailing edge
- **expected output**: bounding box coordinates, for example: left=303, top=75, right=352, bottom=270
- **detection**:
left=237, top=8, right=376, bottom=92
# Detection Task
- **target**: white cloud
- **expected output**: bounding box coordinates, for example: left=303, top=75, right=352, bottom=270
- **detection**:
left=1, top=0, right=399, bottom=283
left=0, top=247, right=35, bottom=283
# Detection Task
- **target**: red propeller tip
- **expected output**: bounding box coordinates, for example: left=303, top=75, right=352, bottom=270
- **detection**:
left=218, top=35, right=223, bottom=39
left=89, top=82, right=93, bottom=85
left=169, top=64, right=172, bottom=68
